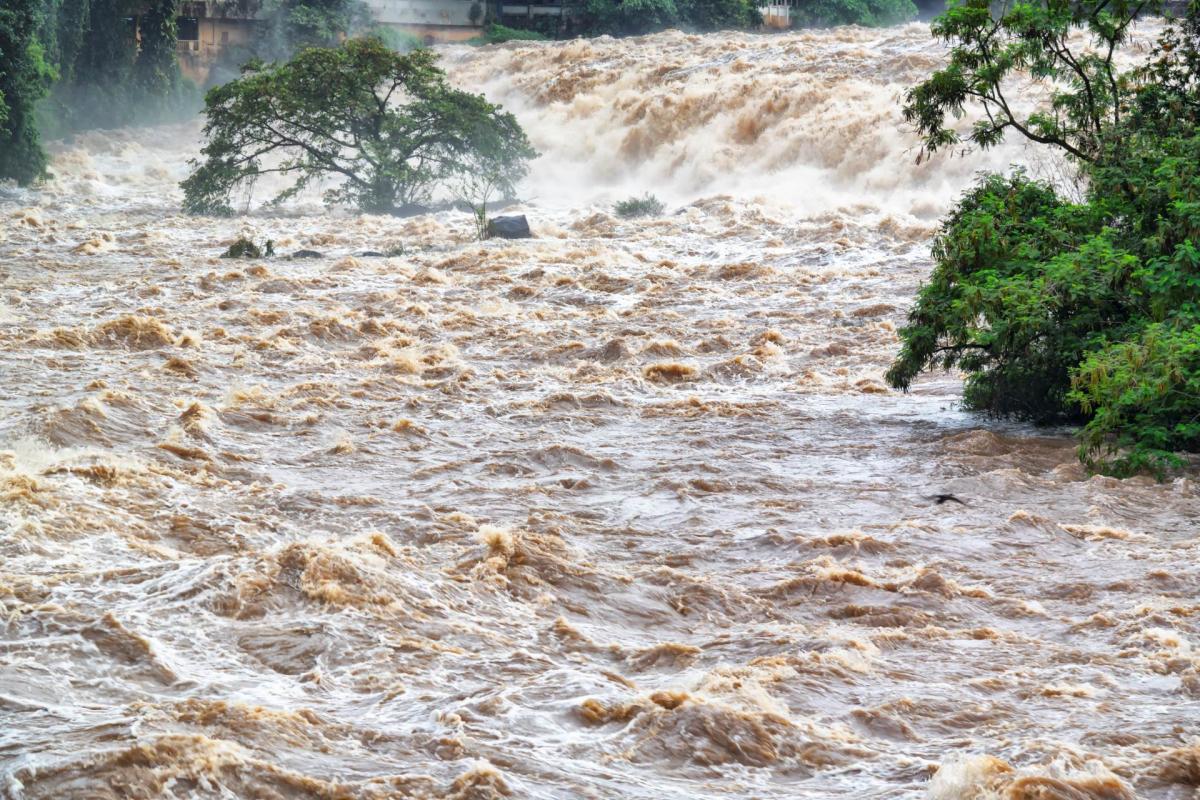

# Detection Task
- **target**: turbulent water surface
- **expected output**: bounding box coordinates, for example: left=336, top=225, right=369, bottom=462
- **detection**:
left=2, top=23, right=1198, bottom=800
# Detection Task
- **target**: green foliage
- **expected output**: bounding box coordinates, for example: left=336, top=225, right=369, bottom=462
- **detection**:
left=677, top=0, right=762, bottom=29
left=182, top=37, right=537, bottom=216
left=1071, top=323, right=1200, bottom=476
left=891, top=1, right=1200, bottom=476
left=257, top=0, right=367, bottom=56
left=791, top=0, right=916, bottom=27
left=133, top=0, right=185, bottom=118
left=575, top=0, right=907, bottom=31
left=207, top=0, right=368, bottom=85
left=221, top=236, right=267, bottom=258
left=902, top=0, right=1153, bottom=164
left=886, top=172, right=1131, bottom=418
left=614, top=193, right=666, bottom=218
left=60, top=0, right=138, bottom=130
left=582, top=0, right=681, bottom=36
left=31, top=0, right=196, bottom=135
left=468, top=23, right=548, bottom=45
left=0, top=0, right=55, bottom=185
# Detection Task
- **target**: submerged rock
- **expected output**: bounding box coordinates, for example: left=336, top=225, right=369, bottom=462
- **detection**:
left=384, top=202, right=431, bottom=218
left=486, top=215, right=532, bottom=239
left=291, top=249, right=323, bottom=259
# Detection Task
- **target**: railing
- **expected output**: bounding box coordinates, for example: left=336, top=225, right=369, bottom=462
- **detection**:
left=758, top=0, right=792, bottom=28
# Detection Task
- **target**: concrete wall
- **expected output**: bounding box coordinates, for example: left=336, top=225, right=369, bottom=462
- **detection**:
left=177, top=17, right=255, bottom=85
left=175, top=0, right=483, bottom=84
left=362, top=0, right=483, bottom=29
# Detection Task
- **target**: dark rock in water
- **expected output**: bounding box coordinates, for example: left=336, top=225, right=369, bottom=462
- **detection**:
left=394, top=203, right=430, bottom=218
left=291, top=250, right=323, bottom=259
left=255, top=279, right=300, bottom=293
left=357, top=251, right=386, bottom=258
left=593, top=338, right=629, bottom=362
left=487, top=215, right=532, bottom=240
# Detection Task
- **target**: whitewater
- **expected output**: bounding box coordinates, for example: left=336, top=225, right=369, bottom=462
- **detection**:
left=1, top=22, right=1198, bottom=800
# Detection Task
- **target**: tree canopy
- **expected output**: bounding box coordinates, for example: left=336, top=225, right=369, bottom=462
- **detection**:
left=0, top=0, right=55, bottom=185
left=578, top=0, right=763, bottom=36
left=889, top=0, right=1200, bottom=476
left=902, top=0, right=1152, bottom=164
left=790, top=0, right=916, bottom=27
left=181, top=37, right=536, bottom=216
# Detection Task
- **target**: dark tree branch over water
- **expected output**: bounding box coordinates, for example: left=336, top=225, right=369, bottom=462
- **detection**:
left=902, top=0, right=1155, bottom=164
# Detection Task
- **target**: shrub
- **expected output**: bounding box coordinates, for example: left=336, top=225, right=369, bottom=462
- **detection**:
left=791, top=0, right=917, bottom=27
left=579, top=0, right=764, bottom=35
left=221, top=237, right=276, bottom=258
left=678, top=0, right=762, bottom=29
left=582, top=0, right=681, bottom=36
left=469, top=23, right=548, bottom=45
left=614, top=193, right=666, bottom=218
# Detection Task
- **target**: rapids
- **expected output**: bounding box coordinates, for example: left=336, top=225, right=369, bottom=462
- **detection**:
left=2, top=22, right=1198, bottom=800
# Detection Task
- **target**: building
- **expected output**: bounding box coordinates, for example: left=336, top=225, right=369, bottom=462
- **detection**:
left=495, top=0, right=584, bottom=37
left=361, top=0, right=484, bottom=44
left=175, top=0, right=261, bottom=85
left=172, top=0, right=496, bottom=85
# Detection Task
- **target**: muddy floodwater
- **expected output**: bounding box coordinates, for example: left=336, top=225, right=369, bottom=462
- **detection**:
left=2, top=23, right=1198, bottom=800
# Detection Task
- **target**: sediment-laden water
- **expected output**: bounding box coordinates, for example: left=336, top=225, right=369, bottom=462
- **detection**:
left=2, top=23, right=1197, bottom=800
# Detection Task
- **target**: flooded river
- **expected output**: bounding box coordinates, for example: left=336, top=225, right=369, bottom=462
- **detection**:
left=1, top=22, right=1198, bottom=800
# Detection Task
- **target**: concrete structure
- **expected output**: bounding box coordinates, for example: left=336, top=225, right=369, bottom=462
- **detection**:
left=361, top=0, right=484, bottom=44
left=497, top=0, right=583, bottom=36
left=175, top=0, right=261, bottom=85
left=172, top=0, right=493, bottom=84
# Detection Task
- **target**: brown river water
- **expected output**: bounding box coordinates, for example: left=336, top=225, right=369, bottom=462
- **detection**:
left=2, top=22, right=1198, bottom=800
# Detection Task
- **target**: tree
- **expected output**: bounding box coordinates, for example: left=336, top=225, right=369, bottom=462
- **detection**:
left=61, top=0, right=139, bottom=129
left=888, top=0, right=1200, bottom=476
left=181, top=37, right=537, bottom=216
left=582, top=0, right=681, bottom=36
left=254, top=0, right=367, bottom=59
left=677, top=0, right=762, bottom=29
left=791, top=0, right=915, bottom=27
left=133, top=0, right=184, bottom=116
left=901, top=0, right=1151, bottom=164
left=0, top=0, right=55, bottom=185
left=578, top=0, right=768, bottom=34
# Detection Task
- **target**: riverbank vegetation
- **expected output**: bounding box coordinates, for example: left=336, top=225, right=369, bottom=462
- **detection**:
left=577, top=0, right=764, bottom=37
left=889, top=0, right=1200, bottom=476
left=181, top=38, right=535, bottom=216
left=527, top=0, right=914, bottom=38
left=0, top=0, right=925, bottom=186
left=1, top=0, right=193, bottom=184
left=0, top=0, right=382, bottom=185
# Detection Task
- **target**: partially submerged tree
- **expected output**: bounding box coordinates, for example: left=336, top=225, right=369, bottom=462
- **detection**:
left=182, top=38, right=537, bottom=216
left=889, top=0, right=1200, bottom=476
